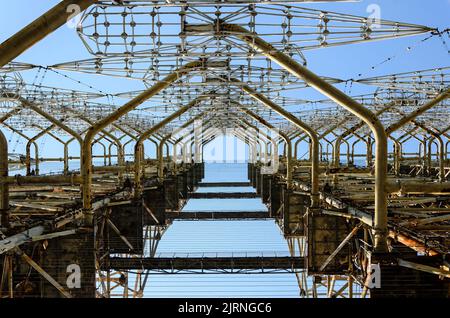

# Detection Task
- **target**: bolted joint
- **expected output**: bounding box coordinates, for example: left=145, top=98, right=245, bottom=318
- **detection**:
left=372, top=228, right=389, bottom=253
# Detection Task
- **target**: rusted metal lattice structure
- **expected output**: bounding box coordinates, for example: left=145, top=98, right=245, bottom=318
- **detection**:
left=0, top=0, right=449, bottom=298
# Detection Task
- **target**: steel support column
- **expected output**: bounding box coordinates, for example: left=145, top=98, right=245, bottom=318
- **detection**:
left=81, top=60, right=204, bottom=220
left=222, top=24, right=388, bottom=250
left=0, top=130, right=9, bottom=227
left=235, top=81, right=319, bottom=207
left=134, top=97, right=205, bottom=197
left=0, top=0, right=97, bottom=68
left=235, top=107, right=292, bottom=187
left=25, top=124, right=56, bottom=175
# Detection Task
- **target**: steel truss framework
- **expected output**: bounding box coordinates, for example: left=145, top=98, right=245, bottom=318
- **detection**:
left=0, top=0, right=449, bottom=299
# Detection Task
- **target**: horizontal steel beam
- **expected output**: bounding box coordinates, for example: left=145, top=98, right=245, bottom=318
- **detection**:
left=189, top=192, right=259, bottom=199
left=2, top=175, right=82, bottom=185
left=0, top=0, right=96, bottom=68
left=386, top=180, right=450, bottom=194
left=197, top=182, right=252, bottom=187
left=166, top=211, right=270, bottom=220
left=103, top=256, right=305, bottom=271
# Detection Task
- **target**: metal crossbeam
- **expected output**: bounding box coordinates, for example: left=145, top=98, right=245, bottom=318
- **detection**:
left=166, top=211, right=270, bottom=220
left=189, top=192, right=259, bottom=198
left=103, top=256, right=305, bottom=272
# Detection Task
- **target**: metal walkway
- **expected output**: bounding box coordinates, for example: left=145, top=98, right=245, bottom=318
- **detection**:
left=166, top=211, right=270, bottom=220
left=105, top=255, right=305, bottom=273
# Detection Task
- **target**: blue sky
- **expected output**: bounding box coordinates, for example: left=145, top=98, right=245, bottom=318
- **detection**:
left=2, top=0, right=448, bottom=87
left=2, top=1, right=448, bottom=297
left=1, top=1, right=449, bottom=160
left=132, top=163, right=304, bottom=298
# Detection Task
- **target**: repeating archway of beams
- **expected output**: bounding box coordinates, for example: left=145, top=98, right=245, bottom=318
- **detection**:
left=0, top=2, right=448, bottom=140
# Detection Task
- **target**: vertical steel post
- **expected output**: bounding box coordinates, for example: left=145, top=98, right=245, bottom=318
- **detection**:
left=223, top=24, right=388, bottom=250
left=236, top=81, right=319, bottom=207
left=133, top=98, right=204, bottom=197
left=0, top=131, right=9, bottom=227
left=81, top=61, right=203, bottom=219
